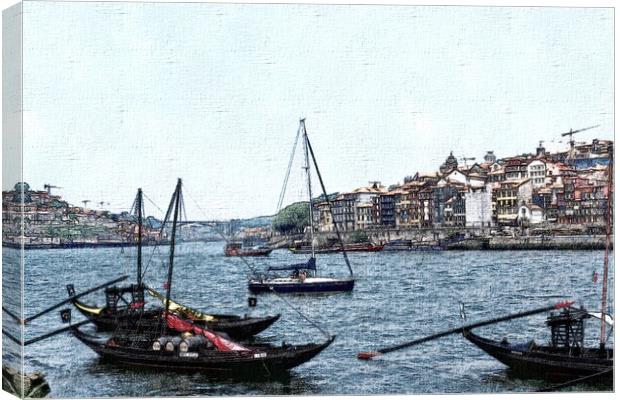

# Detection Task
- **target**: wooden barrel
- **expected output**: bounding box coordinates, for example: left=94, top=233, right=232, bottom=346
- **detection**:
left=179, top=335, right=207, bottom=352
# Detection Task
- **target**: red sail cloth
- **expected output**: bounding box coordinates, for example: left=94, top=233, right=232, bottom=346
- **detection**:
left=165, top=313, right=249, bottom=352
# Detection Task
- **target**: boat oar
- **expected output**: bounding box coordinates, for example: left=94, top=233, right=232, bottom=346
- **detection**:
left=357, top=300, right=574, bottom=360
left=2, top=329, right=22, bottom=345
left=2, top=306, right=23, bottom=324
left=22, top=275, right=129, bottom=324
left=23, top=320, right=91, bottom=346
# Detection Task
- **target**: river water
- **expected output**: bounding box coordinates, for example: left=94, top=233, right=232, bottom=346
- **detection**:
left=2, top=242, right=614, bottom=396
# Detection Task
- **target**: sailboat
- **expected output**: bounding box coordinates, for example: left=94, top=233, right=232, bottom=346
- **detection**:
left=248, top=119, right=355, bottom=294
left=69, top=178, right=335, bottom=375
left=69, top=187, right=279, bottom=339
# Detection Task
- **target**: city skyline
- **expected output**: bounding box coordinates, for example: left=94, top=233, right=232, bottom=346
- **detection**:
left=4, top=2, right=613, bottom=219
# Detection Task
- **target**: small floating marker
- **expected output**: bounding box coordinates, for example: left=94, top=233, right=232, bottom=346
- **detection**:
left=357, top=351, right=381, bottom=360
left=248, top=297, right=257, bottom=307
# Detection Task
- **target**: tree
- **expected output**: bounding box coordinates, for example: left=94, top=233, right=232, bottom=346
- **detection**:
left=272, top=202, right=310, bottom=234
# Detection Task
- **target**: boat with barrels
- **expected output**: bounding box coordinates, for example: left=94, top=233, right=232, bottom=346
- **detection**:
left=67, top=178, right=335, bottom=375
left=70, top=312, right=334, bottom=375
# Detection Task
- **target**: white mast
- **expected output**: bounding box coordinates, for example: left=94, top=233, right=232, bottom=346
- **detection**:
left=301, top=119, right=316, bottom=261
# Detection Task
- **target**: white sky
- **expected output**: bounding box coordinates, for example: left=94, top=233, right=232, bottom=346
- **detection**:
left=6, top=1, right=614, bottom=219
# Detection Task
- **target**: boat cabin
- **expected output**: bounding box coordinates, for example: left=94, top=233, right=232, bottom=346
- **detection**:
left=546, top=308, right=588, bottom=350
left=104, top=284, right=145, bottom=312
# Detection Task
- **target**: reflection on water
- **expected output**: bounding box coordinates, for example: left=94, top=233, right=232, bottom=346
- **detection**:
left=2, top=241, right=614, bottom=396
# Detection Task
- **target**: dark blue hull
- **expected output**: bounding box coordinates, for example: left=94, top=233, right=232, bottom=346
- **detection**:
left=248, top=278, right=355, bottom=294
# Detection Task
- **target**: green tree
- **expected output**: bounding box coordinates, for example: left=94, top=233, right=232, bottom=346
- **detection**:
left=272, top=202, right=310, bottom=234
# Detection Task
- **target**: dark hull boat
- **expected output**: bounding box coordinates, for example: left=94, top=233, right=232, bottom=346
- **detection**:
left=382, top=240, right=443, bottom=252
left=248, top=276, right=355, bottom=294
left=71, top=298, right=280, bottom=339
left=464, top=330, right=613, bottom=383
left=224, top=242, right=273, bottom=257
left=289, top=243, right=383, bottom=254
left=67, top=188, right=279, bottom=340
left=71, top=322, right=334, bottom=376
left=16, top=179, right=335, bottom=383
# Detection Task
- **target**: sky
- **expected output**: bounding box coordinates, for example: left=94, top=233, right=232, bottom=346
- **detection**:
left=5, top=1, right=614, bottom=219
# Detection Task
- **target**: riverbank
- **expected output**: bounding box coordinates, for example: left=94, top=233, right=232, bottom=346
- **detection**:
left=271, top=231, right=613, bottom=251
left=1, top=238, right=225, bottom=250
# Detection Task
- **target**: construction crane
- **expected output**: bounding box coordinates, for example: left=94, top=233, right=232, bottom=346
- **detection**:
left=43, top=184, right=61, bottom=195
left=560, top=125, right=600, bottom=150
left=460, top=157, right=476, bottom=169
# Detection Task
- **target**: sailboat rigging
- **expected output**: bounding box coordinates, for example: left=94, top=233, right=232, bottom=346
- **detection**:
left=248, top=119, right=355, bottom=293
left=69, top=184, right=279, bottom=339
left=65, top=178, right=335, bottom=375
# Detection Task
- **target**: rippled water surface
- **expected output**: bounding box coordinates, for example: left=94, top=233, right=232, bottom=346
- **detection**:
left=2, top=242, right=614, bottom=396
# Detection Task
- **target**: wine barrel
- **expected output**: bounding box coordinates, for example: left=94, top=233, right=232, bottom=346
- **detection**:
left=179, top=335, right=207, bottom=352
left=165, top=337, right=182, bottom=352
left=152, top=336, right=181, bottom=352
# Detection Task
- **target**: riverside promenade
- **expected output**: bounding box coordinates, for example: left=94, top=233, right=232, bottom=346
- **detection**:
left=270, top=228, right=612, bottom=251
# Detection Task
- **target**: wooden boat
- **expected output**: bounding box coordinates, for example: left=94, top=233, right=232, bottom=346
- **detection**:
left=289, top=243, right=383, bottom=254
left=67, top=179, right=335, bottom=375
left=224, top=241, right=273, bottom=257
left=70, top=315, right=334, bottom=375
left=70, top=287, right=280, bottom=339
left=463, top=316, right=613, bottom=383
left=248, top=119, right=355, bottom=294
left=463, top=149, right=614, bottom=387
left=382, top=239, right=443, bottom=252
left=68, top=187, right=278, bottom=339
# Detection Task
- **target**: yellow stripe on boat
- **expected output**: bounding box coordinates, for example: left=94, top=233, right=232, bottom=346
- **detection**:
left=74, top=301, right=104, bottom=315
left=146, top=287, right=215, bottom=322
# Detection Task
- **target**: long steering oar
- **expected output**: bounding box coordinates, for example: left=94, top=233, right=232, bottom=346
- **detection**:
left=358, top=300, right=574, bottom=360
left=21, top=275, right=129, bottom=324
left=23, top=320, right=91, bottom=346
left=2, top=306, right=22, bottom=324
left=3, top=309, right=91, bottom=346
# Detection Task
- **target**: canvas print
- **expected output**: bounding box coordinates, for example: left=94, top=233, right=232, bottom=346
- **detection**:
left=1, top=0, right=614, bottom=397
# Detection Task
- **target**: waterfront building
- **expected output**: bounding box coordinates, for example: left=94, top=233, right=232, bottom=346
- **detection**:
left=2, top=182, right=162, bottom=247
left=504, top=157, right=529, bottom=181
left=527, top=159, right=546, bottom=187
left=465, top=184, right=494, bottom=227
left=442, top=188, right=466, bottom=227
left=557, top=176, right=610, bottom=225
left=495, top=179, right=533, bottom=226
left=379, top=190, right=397, bottom=228
left=568, top=139, right=613, bottom=169
left=351, top=182, right=386, bottom=231
left=517, top=204, right=545, bottom=225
